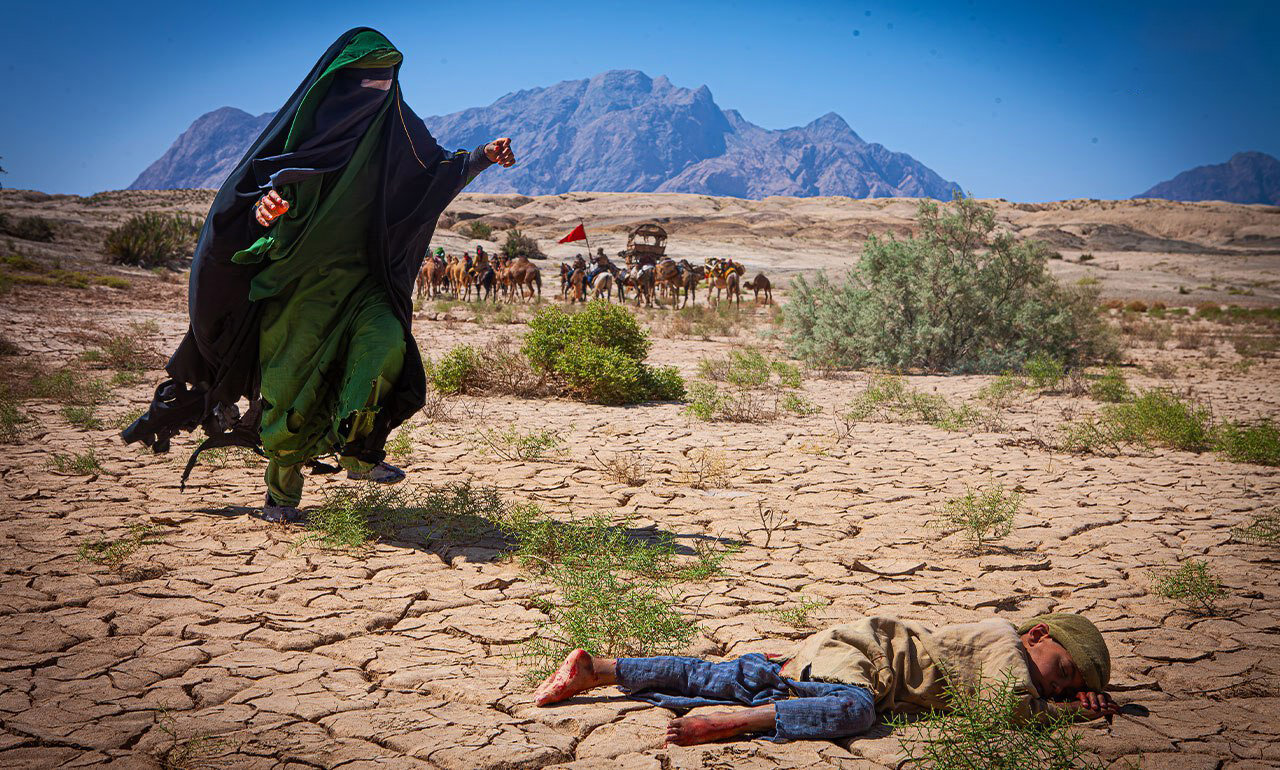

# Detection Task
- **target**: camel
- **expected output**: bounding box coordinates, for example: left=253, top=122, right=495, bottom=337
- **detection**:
left=710, top=260, right=746, bottom=305
left=624, top=264, right=655, bottom=307
left=447, top=255, right=473, bottom=301
left=508, top=256, right=542, bottom=301
left=743, top=272, right=772, bottom=304
left=416, top=255, right=446, bottom=300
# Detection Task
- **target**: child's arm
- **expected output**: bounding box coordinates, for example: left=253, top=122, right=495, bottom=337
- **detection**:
left=1022, top=689, right=1120, bottom=723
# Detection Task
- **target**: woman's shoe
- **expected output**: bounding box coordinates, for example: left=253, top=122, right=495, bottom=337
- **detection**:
left=346, top=461, right=406, bottom=484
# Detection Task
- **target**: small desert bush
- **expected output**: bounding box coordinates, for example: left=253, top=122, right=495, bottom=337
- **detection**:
left=1151, top=559, right=1227, bottom=616
left=595, top=450, right=651, bottom=486
left=786, top=194, right=1116, bottom=373
left=474, top=427, right=563, bottom=461
left=687, top=348, right=816, bottom=421
left=1232, top=512, right=1280, bottom=547
left=509, top=508, right=734, bottom=682
left=77, top=524, right=162, bottom=571
left=524, top=302, right=684, bottom=404
left=105, top=212, right=203, bottom=269
left=385, top=427, right=414, bottom=462
left=1089, top=367, right=1130, bottom=403
left=890, top=670, right=1112, bottom=770
left=1022, top=353, right=1065, bottom=391
left=0, top=214, right=56, bottom=242
left=844, top=373, right=986, bottom=431
left=1061, top=388, right=1213, bottom=455
left=27, top=368, right=110, bottom=406
left=933, top=484, right=1020, bottom=551
left=463, top=220, right=493, bottom=240
left=501, top=228, right=544, bottom=259
left=1212, top=420, right=1280, bottom=466
left=425, top=337, right=549, bottom=397
left=677, top=448, right=733, bottom=489
left=48, top=449, right=104, bottom=475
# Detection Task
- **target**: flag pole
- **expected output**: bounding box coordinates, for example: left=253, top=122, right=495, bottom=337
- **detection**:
left=581, top=222, right=592, bottom=257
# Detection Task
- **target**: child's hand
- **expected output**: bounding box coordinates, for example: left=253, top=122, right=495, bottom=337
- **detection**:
left=1075, top=690, right=1119, bottom=716
left=485, top=137, right=516, bottom=167
left=255, top=190, right=289, bottom=226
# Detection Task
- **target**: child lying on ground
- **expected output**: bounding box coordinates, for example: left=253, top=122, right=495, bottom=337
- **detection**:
left=533, top=612, right=1120, bottom=745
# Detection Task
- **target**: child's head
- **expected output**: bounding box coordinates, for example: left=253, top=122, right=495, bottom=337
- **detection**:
left=1017, top=613, right=1110, bottom=698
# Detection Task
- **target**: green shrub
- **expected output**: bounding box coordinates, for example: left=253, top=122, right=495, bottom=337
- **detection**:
left=464, top=220, right=494, bottom=240
left=301, top=482, right=509, bottom=551
left=523, top=302, right=682, bottom=405
left=890, top=670, right=1111, bottom=770
left=474, top=427, right=563, bottom=461
left=785, top=195, right=1116, bottom=373
left=1213, top=420, right=1280, bottom=466
left=1151, top=559, right=1227, bottom=616
left=933, top=484, right=1020, bottom=551
left=0, top=214, right=56, bottom=242
left=1232, top=512, right=1280, bottom=546
left=1089, top=367, right=1130, bottom=403
left=80, top=321, right=161, bottom=372
left=501, top=228, right=544, bottom=259
left=844, top=374, right=980, bottom=431
left=104, top=212, right=203, bottom=268
left=687, top=348, right=815, bottom=422
left=1063, top=388, right=1213, bottom=454
left=427, top=345, right=480, bottom=395
left=759, top=596, right=828, bottom=628
left=1023, top=353, right=1065, bottom=391
left=426, top=338, right=548, bottom=398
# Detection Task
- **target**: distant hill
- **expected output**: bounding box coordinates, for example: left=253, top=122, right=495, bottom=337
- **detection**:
left=130, top=70, right=960, bottom=200
left=1135, top=151, right=1280, bottom=205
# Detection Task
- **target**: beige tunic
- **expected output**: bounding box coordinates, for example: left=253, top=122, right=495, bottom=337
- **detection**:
left=780, top=617, right=1073, bottom=722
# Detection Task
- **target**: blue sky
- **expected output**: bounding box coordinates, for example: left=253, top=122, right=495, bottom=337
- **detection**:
left=1, top=0, right=1276, bottom=201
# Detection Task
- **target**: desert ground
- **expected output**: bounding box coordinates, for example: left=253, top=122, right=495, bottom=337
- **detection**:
left=1, top=188, right=1278, bottom=769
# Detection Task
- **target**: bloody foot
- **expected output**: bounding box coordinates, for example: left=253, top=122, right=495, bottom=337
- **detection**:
left=665, top=705, right=777, bottom=746
left=533, top=649, right=616, bottom=706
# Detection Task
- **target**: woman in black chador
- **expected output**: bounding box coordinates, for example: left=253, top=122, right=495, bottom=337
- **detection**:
left=124, top=28, right=515, bottom=521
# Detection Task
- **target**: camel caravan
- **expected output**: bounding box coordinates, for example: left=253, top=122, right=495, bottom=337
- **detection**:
left=416, top=222, right=773, bottom=310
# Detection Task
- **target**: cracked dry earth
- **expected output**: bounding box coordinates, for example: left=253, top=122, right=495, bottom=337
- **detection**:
left=2, top=285, right=1279, bottom=770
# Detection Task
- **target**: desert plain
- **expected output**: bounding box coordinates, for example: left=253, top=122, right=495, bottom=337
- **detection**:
left=0, top=188, right=1278, bottom=769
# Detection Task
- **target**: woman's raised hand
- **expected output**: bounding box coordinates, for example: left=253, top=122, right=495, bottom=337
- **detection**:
left=484, top=138, right=516, bottom=168
left=255, top=190, right=289, bottom=226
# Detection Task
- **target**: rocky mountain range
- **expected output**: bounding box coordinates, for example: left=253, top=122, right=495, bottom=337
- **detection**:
left=129, top=70, right=961, bottom=200
left=1134, top=151, right=1280, bottom=206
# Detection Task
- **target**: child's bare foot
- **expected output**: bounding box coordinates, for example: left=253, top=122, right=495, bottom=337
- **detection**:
left=666, top=707, right=774, bottom=746
left=534, top=649, right=600, bottom=706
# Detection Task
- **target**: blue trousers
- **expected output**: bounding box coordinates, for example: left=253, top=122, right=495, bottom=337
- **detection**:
left=615, top=653, right=876, bottom=742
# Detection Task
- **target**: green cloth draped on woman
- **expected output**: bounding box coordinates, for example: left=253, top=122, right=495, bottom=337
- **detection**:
left=121, top=28, right=515, bottom=521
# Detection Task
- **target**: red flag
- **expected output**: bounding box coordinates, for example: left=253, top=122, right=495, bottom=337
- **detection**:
left=558, top=223, right=587, bottom=244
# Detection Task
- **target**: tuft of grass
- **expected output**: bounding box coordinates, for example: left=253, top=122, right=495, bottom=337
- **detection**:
left=301, top=482, right=510, bottom=551
left=1212, top=420, right=1280, bottom=466
left=1151, top=559, right=1227, bottom=616
left=77, top=524, right=162, bottom=570
left=474, top=427, right=563, bottom=461
left=81, top=321, right=161, bottom=372
left=1232, top=512, right=1280, bottom=547
left=61, top=405, right=103, bottom=430
left=933, top=484, right=1020, bottom=551
left=463, top=220, right=493, bottom=240
left=1089, top=366, right=1130, bottom=403
left=426, top=338, right=551, bottom=398
left=594, top=450, right=651, bottom=486
left=27, top=369, right=110, bottom=405
left=890, top=670, right=1113, bottom=770
left=386, top=427, right=414, bottom=462
left=0, top=388, right=30, bottom=443
left=48, top=449, right=103, bottom=475
left=759, top=596, right=828, bottom=628
left=678, top=448, right=732, bottom=489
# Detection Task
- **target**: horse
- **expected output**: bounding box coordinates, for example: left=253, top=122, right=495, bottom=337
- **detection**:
left=710, top=259, right=746, bottom=305
left=743, top=272, right=773, bottom=304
